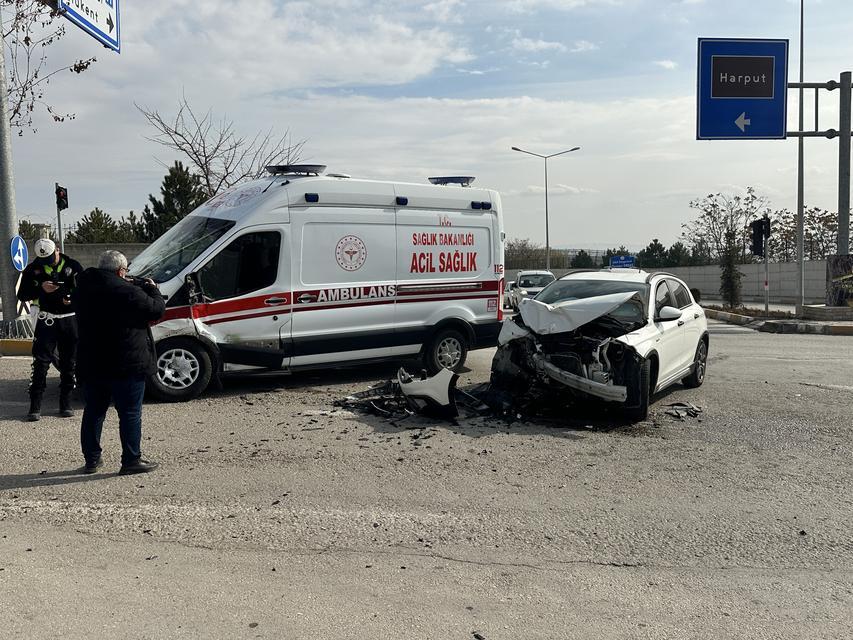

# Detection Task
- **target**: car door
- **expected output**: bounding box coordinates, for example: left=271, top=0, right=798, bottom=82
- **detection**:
left=191, top=227, right=291, bottom=369
left=650, top=279, right=687, bottom=388
left=667, top=278, right=702, bottom=369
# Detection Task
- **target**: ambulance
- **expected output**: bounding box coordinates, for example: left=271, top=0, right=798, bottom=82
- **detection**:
left=129, top=166, right=506, bottom=401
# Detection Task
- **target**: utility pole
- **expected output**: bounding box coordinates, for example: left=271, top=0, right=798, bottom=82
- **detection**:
left=0, top=3, right=22, bottom=331
left=839, top=70, right=851, bottom=255
left=796, top=0, right=805, bottom=314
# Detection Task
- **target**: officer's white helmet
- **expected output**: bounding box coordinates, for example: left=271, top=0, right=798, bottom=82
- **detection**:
left=34, top=238, right=56, bottom=258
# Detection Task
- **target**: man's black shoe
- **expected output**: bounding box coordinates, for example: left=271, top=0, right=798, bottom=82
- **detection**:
left=82, top=458, right=103, bottom=474
left=27, top=396, right=42, bottom=422
left=118, top=459, right=158, bottom=476
left=59, top=393, right=74, bottom=417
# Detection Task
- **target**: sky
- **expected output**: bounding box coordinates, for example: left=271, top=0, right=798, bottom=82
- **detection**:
left=6, top=0, right=853, bottom=250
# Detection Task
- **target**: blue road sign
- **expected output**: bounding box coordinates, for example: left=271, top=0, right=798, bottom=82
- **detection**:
left=697, top=38, right=788, bottom=140
left=58, top=0, right=121, bottom=53
left=11, top=236, right=28, bottom=272
left=610, top=255, right=636, bottom=269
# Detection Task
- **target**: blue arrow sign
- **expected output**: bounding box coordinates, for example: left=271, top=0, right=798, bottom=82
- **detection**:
left=58, top=0, right=121, bottom=53
left=610, top=255, right=636, bottom=269
left=697, top=38, right=788, bottom=140
left=11, top=236, right=28, bottom=272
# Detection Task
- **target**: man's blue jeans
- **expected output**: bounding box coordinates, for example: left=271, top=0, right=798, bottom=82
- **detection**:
left=80, top=375, right=146, bottom=465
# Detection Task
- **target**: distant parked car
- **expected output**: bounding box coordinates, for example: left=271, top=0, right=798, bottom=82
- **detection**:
left=509, top=270, right=555, bottom=310
left=504, top=280, right=516, bottom=308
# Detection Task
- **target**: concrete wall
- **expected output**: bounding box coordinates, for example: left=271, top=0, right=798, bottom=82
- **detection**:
left=62, top=244, right=149, bottom=269
left=505, top=262, right=828, bottom=305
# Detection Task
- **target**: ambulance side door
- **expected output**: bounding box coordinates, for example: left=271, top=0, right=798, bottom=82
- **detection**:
left=190, top=225, right=291, bottom=369
left=289, top=202, right=400, bottom=366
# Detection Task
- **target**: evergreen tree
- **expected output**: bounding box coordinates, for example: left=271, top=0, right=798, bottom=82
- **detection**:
left=601, top=245, right=630, bottom=267
left=666, top=241, right=691, bottom=267
left=570, top=249, right=595, bottom=268
left=142, top=161, right=208, bottom=241
left=637, top=239, right=668, bottom=269
left=116, top=211, right=146, bottom=243
left=719, top=229, right=743, bottom=308
left=66, top=208, right=119, bottom=244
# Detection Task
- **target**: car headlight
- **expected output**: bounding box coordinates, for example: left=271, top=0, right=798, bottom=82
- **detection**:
left=520, top=290, right=529, bottom=296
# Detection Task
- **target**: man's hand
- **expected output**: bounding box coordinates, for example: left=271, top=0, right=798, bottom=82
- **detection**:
left=41, top=282, right=59, bottom=294
left=62, top=298, right=72, bottom=306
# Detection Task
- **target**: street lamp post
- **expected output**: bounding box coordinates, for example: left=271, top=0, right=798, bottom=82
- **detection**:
left=511, top=145, right=580, bottom=271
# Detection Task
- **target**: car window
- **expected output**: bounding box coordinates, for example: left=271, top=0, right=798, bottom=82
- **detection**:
left=654, top=281, right=673, bottom=315
left=668, top=280, right=692, bottom=308
left=518, top=274, right=555, bottom=288
left=197, top=231, right=281, bottom=301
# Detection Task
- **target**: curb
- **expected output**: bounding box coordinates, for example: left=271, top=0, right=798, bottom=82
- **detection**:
left=702, top=308, right=757, bottom=326
left=0, top=339, right=33, bottom=357
left=702, top=307, right=853, bottom=335
left=759, top=321, right=853, bottom=336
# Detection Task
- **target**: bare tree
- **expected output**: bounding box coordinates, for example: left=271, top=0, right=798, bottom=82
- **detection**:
left=137, top=95, right=306, bottom=198
left=2, top=0, right=96, bottom=133
left=681, top=187, right=769, bottom=263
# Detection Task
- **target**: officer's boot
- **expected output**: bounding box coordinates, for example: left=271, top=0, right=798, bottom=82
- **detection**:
left=27, top=394, right=42, bottom=422
left=59, top=390, right=74, bottom=418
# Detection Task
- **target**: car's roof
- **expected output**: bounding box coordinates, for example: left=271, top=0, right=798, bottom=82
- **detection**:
left=517, top=270, right=554, bottom=275
left=559, top=269, right=661, bottom=284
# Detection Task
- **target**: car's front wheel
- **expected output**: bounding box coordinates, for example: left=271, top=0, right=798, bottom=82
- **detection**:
left=682, top=339, right=708, bottom=388
left=148, top=338, right=213, bottom=402
left=626, top=358, right=651, bottom=422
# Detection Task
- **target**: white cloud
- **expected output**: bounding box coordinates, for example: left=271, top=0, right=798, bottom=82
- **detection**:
left=507, top=0, right=623, bottom=12
left=424, top=0, right=465, bottom=23
left=654, top=59, right=678, bottom=70
left=570, top=40, right=599, bottom=53
left=505, top=184, right=599, bottom=196
left=512, top=36, right=568, bottom=53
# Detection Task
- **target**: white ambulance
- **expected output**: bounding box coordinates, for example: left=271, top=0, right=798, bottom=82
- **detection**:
left=129, top=166, right=506, bottom=401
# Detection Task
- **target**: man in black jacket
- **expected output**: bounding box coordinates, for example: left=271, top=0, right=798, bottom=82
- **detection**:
left=16, top=238, right=84, bottom=421
left=74, top=250, right=165, bottom=475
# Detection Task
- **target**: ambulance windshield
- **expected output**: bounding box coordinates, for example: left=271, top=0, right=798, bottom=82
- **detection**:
left=129, top=216, right=236, bottom=283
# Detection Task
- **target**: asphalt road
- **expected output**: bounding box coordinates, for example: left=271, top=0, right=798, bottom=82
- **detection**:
left=1, top=320, right=851, bottom=639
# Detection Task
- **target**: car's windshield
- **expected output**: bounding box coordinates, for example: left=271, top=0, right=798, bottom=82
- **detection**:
left=536, top=279, right=650, bottom=326
left=518, top=274, right=555, bottom=288
left=129, top=216, right=236, bottom=283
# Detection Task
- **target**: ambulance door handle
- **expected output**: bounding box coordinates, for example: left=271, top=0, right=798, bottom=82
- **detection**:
left=298, top=294, right=317, bottom=304
left=264, top=297, right=288, bottom=306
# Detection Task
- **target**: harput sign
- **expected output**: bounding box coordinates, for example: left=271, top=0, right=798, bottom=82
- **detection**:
left=697, top=38, right=788, bottom=140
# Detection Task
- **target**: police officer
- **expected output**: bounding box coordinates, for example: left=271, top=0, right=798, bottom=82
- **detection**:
left=16, top=238, right=84, bottom=421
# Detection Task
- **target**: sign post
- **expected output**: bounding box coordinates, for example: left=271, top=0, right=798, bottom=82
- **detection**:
left=0, top=3, right=21, bottom=331
left=697, top=38, right=789, bottom=140
left=56, top=0, right=121, bottom=53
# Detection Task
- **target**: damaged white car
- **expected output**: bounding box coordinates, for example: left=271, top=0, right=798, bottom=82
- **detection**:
left=491, top=270, right=708, bottom=420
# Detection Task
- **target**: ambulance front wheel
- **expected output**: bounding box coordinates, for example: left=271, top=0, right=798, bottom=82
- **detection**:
left=148, top=338, right=213, bottom=402
left=424, top=328, right=469, bottom=374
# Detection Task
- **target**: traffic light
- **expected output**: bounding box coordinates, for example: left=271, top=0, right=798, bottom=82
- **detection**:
left=750, top=219, right=765, bottom=257
left=55, top=185, right=69, bottom=211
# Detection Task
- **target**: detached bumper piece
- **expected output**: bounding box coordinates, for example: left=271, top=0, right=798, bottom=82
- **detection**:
left=397, top=367, right=459, bottom=419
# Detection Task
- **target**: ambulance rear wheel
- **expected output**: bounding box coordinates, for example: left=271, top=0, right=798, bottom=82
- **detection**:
left=148, top=338, right=212, bottom=402
left=425, top=329, right=468, bottom=374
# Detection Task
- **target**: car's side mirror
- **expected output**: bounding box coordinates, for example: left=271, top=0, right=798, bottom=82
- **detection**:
left=656, top=305, right=682, bottom=322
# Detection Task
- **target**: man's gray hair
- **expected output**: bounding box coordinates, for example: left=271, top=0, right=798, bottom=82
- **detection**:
left=98, top=250, right=128, bottom=272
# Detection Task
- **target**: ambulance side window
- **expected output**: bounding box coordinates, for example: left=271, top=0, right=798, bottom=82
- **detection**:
left=197, top=231, right=281, bottom=301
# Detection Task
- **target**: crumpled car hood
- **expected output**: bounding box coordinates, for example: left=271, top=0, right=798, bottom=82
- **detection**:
left=517, top=291, right=637, bottom=335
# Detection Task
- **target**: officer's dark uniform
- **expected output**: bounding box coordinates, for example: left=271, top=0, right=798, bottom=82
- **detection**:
left=16, top=251, right=84, bottom=419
